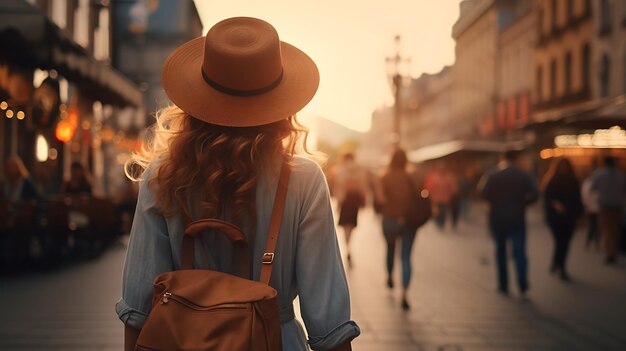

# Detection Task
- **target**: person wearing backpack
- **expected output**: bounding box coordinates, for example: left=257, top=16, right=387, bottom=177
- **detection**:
left=376, top=148, right=426, bottom=311
left=116, top=17, right=359, bottom=351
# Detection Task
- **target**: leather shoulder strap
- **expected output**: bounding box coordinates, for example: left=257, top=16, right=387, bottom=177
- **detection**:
left=260, top=158, right=292, bottom=285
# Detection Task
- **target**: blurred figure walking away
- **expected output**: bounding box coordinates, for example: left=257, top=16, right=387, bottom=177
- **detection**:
left=541, top=158, right=583, bottom=281
left=334, top=152, right=368, bottom=268
left=376, top=149, right=419, bottom=311
left=591, top=156, right=626, bottom=265
left=424, top=163, right=458, bottom=231
left=60, top=162, right=93, bottom=196
left=479, top=150, right=538, bottom=297
left=581, top=159, right=601, bottom=250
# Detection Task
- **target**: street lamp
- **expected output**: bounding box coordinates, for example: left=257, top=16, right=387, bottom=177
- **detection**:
left=385, top=34, right=410, bottom=147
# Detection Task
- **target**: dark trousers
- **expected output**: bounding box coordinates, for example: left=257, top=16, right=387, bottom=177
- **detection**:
left=547, top=218, right=575, bottom=274
left=382, top=217, right=417, bottom=289
left=586, top=213, right=600, bottom=247
left=492, top=225, right=528, bottom=293
left=598, top=209, right=622, bottom=259
left=434, top=204, right=448, bottom=229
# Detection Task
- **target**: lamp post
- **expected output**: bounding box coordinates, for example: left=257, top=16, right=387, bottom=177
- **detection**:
left=385, top=34, right=410, bottom=148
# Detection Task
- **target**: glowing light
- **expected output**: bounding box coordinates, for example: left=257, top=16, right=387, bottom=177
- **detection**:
left=539, top=149, right=553, bottom=159
left=16, top=111, right=25, bottom=120
left=36, top=135, right=49, bottom=162
left=55, top=120, right=75, bottom=142
left=49, top=148, right=58, bottom=160
left=0, top=101, right=7, bottom=110
left=554, top=126, right=626, bottom=148
left=6, top=110, right=14, bottom=118
left=81, top=120, right=91, bottom=130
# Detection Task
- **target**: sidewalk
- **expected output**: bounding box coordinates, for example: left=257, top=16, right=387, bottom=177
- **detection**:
left=0, top=204, right=625, bottom=350
left=346, top=204, right=626, bottom=351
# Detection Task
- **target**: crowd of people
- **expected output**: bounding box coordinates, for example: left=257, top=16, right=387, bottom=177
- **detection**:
left=329, top=149, right=626, bottom=304
left=0, top=155, right=137, bottom=272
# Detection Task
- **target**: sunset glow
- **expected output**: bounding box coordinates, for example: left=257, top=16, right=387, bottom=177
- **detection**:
left=194, top=0, right=461, bottom=132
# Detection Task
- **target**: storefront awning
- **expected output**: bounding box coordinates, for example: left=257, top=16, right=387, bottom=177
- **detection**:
left=525, top=95, right=626, bottom=131
left=407, top=139, right=527, bottom=163
left=0, top=0, right=142, bottom=108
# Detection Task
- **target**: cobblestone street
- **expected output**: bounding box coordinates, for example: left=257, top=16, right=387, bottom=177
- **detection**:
left=1, top=204, right=625, bottom=350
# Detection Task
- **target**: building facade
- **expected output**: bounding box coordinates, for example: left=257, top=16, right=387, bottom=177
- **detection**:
left=451, top=0, right=522, bottom=140
left=112, top=0, right=202, bottom=120
left=592, top=0, right=626, bottom=99
left=401, top=66, right=453, bottom=151
left=0, top=0, right=143, bottom=196
left=485, top=1, right=536, bottom=137
left=533, top=0, right=593, bottom=121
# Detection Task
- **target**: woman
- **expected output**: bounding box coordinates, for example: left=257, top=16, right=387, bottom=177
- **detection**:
left=334, top=152, right=367, bottom=267
left=541, top=158, right=583, bottom=281
left=116, top=17, right=359, bottom=351
left=377, top=148, right=419, bottom=311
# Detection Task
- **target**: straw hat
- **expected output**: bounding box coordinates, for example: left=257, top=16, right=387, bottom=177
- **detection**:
left=162, top=17, right=320, bottom=127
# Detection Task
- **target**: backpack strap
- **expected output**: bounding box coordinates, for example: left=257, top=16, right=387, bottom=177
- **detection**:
left=260, top=158, right=291, bottom=285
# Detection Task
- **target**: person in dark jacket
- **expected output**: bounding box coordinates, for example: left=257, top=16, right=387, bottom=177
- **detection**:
left=541, top=158, right=583, bottom=281
left=479, top=150, right=538, bottom=297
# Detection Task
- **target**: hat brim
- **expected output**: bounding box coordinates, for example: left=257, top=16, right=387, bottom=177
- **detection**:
left=161, top=37, right=320, bottom=127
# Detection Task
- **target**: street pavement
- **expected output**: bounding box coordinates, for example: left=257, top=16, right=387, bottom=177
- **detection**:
left=1, top=203, right=625, bottom=350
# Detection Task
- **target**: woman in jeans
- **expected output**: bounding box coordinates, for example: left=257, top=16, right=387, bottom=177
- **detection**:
left=377, top=149, right=419, bottom=311
left=116, top=17, right=359, bottom=351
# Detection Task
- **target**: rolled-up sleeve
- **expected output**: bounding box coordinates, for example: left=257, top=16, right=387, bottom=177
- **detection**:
left=296, top=166, right=360, bottom=351
left=115, top=170, right=172, bottom=329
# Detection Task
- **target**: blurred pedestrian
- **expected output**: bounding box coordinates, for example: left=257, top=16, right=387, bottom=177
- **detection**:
left=541, top=158, right=583, bottom=281
left=2, top=155, right=40, bottom=204
left=478, top=150, right=538, bottom=297
left=424, top=163, right=458, bottom=231
left=377, top=148, right=419, bottom=310
left=581, top=159, right=601, bottom=250
left=591, top=156, right=625, bottom=265
left=334, top=152, right=368, bottom=267
left=60, top=162, right=92, bottom=196
left=116, top=17, right=358, bottom=351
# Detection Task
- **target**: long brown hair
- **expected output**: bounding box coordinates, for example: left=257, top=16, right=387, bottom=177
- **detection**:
left=126, top=105, right=310, bottom=223
left=541, top=157, right=577, bottom=190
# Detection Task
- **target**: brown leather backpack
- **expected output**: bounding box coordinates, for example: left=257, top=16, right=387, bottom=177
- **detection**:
left=135, top=161, right=291, bottom=351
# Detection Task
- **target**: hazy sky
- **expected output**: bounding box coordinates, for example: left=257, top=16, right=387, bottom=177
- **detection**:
left=194, top=0, right=462, bottom=132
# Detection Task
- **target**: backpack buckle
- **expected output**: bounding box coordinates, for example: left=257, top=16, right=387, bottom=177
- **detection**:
left=262, top=253, right=274, bottom=264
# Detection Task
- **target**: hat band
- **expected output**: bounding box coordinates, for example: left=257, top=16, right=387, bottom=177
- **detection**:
left=201, top=69, right=284, bottom=97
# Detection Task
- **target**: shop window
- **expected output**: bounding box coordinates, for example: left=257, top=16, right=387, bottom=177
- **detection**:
left=564, top=51, right=572, bottom=94
left=551, top=0, right=558, bottom=32
left=550, top=58, right=557, bottom=99
left=600, top=54, right=611, bottom=97
left=622, top=49, right=626, bottom=93
left=600, top=0, right=612, bottom=35
left=566, top=0, right=574, bottom=24
left=536, top=66, right=543, bottom=101
left=538, top=8, right=545, bottom=38
left=582, top=43, right=590, bottom=91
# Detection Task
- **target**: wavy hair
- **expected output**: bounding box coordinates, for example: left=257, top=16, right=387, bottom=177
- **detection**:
left=126, top=105, right=312, bottom=223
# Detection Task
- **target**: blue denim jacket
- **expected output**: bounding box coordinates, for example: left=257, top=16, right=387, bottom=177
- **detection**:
left=115, top=156, right=359, bottom=350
